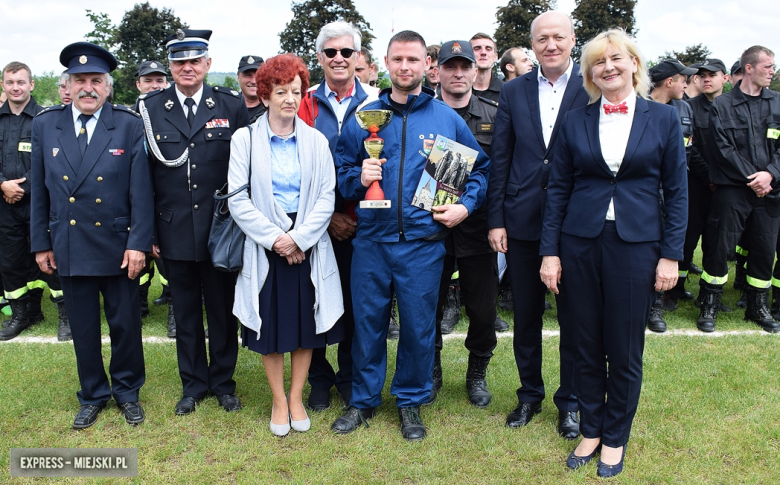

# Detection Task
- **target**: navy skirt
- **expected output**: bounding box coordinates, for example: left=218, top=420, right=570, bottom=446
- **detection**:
left=242, top=214, right=345, bottom=355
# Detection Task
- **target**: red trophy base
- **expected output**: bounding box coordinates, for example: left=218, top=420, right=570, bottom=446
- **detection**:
left=360, top=181, right=391, bottom=209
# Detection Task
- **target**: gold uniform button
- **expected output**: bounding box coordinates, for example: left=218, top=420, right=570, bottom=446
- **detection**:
left=97, top=176, right=103, bottom=182
left=95, top=222, right=101, bottom=227
left=70, top=220, right=76, bottom=225
left=69, top=197, right=75, bottom=203
left=96, top=198, right=101, bottom=204
left=63, top=175, right=69, bottom=181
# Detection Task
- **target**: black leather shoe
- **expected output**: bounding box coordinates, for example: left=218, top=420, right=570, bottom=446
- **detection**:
left=506, top=402, right=542, bottom=428
left=331, top=406, right=375, bottom=434
left=494, top=315, right=509, bottom=332
left=73, top=404, right=104, bottom=429
left=387, top=322, right=400, bottom=340
left=558, top=410, right=580, bottom=440
left=175, top=396, right=202, bottom=415
left=597, top=445, right=627, bottom=478
left=216, top=393, right=242, bottom=412
left=566, top=443, right=600, bottom=470
left=689, top=262, right=703, bottom=275
left=307, top=387, right=331, bottom=412
left=398, top=406, right=426, bottom=441
left=119, top=401, right=145, bottom=425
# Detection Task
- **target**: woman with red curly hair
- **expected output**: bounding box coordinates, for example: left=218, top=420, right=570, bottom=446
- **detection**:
left=228, top=53, right=345, bottom=437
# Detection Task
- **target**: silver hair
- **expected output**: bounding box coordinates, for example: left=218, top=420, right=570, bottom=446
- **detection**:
left=59, top=70, right=69, bottom=84
left=315, top=21, right=361, bottom=54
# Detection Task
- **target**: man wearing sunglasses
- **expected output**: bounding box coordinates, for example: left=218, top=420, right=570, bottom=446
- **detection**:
left=298, top=21, right=379, bottom=414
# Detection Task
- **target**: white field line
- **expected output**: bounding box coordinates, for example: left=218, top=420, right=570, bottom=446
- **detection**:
left=2, top=329, right=776, bottom=345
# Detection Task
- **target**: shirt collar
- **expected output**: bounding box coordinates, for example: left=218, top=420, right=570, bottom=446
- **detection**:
left=538, top=58, right=574, bottom=86
left=600, top=89, right=637, bottom=114
left=175, top=84, right=204, bottom=107
left=323, top=80, right=355, bottom=102
left=265, top=117, right=297, bottom=143
left=71, top=104, right=104, bottom=124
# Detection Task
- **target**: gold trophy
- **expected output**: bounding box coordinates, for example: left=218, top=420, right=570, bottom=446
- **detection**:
left=355, top=109, right=393, bottom=209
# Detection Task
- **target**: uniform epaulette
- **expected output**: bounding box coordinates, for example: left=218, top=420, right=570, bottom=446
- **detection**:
left=137, top=88, right=164, bottom=101
left=35, top=104, right=67, bottom=117
left=213, top=86, right=241, bottom=97
left=112, top=104, right=141, bottom=117
left=476, top=95, right=499, bottom=107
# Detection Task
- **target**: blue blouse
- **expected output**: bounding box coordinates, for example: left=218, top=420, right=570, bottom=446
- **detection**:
left=266, top=121, right=301, bottom=213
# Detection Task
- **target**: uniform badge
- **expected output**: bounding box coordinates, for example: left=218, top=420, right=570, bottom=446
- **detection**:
left=231, top=90, right=239, bottom=96
left=52, top=148, right=59, bottom=157
left=452, top=42, right=462, bottom=54
left=164, top=99, right=174, bottom=111
left=423, top=139, right=435, bottom=155
left=247, top=56, right=255, bottom=64
left=109, top=149, right=125, bottom=156
left=156, top=134, right=160, bottom=140
left=79, top=55, right=87, bottom=64
left=205, top=119, right=230, bottom=129
left=205, top=97, right=215, bottom=108
left=18, top=142, right=32, bottom=153
left=150, top=62, right=158, bottom=68
left=176, top=29, right=185, bottom=41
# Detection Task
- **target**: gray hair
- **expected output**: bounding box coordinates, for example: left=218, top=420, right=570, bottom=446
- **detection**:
left=59, top=70, right=69, bottom=84
left=315, top=21, right=361, bottom=54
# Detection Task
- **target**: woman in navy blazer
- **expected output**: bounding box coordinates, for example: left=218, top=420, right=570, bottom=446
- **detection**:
left=539, top=30, right=687, bottom=477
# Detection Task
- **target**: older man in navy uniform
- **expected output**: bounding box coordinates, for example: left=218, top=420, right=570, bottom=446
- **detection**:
left=30, top=42, right=154, bottom=429
left=138, top=29, right=249, bottom=415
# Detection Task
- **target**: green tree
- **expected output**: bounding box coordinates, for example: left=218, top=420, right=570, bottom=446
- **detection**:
left=659, top=44, right=712, bottom=66
left=32, top=72, right=60, bottom=107
left=222, top=76, right=239, bottom=91
left=571, top=0, right=637, bottom=60
left=84, top=10, right=117, bottom=52
left=494, top=0, right=556, bottom=54
left=279, top=0, right=374, bottom=84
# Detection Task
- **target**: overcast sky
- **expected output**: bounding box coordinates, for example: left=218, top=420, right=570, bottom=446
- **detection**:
left=1, top=0, right=776, bottom=76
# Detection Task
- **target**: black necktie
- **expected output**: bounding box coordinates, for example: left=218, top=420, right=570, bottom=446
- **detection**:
left=78, top=114, right=92, bottom=157
left=184, top=98, right=195, bottom=127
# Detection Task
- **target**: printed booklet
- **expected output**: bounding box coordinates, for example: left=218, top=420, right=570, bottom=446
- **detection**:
left=411, top=134, right=477, bottom=212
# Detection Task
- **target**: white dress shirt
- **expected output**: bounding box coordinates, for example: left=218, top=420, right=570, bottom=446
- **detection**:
left=538, top=59, right=574, bottom=148
left=71, top=105, right=103, bottom=143
left=176, top=85, right=204, bottom=118
left=599, top=90, right=637, bottom=221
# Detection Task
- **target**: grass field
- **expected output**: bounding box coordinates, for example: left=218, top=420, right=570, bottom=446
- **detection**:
left=1, top=259, right=779, bottom=484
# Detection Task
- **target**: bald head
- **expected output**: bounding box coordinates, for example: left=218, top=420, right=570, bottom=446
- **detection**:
left=530, top=11, right=576, bottom=82
left=530, top=11, right=574, bottom=39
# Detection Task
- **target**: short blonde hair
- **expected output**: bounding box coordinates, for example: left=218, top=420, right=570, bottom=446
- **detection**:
left=579, top=29, right=649, bottom=104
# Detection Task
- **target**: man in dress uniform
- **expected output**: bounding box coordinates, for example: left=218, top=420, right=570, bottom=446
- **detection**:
left=30, top=42, right=153, bottom=428
left=431, top=40, right=502, bottom=407
left=698, top=46, right=780, bottom=333
left=487, top=11, right=588, bottom=439
left=0, top=62, right=70, bottom=341
left=138, top=29, right=249, bottom=415
left=236, top=55, right=265, bottom=123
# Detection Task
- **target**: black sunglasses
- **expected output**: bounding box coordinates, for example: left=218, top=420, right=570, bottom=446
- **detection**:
left=322, top=48, right=355, bottom=59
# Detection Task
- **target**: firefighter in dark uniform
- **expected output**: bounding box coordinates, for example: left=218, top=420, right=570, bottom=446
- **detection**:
left=236, top=55, right=266, bottom=123
left=645, top=59, right=698, bottom=332
left=133, top=60, right=176, bottom=337
left=0, top=61, right=69, bottom=341
left=139, top=29, right=249, bottom=415
left=429, top=40, right=502, bottom=407
left=30, top=42, right=154, bottom=428
left=699, top=45, right=780, bottom=333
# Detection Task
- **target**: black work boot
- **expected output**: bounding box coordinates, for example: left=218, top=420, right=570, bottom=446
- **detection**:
left=733, top=256, right=747, bottom=290
left=154, top=285, right=172, bottom=305
left=57, top=301, right=72, bottom=341
left=139, top=284, right=150, bottom=319
left=388, top=295, right=399, bottom=340
left=771, top=286, right=780, bottom=321
left=697, top=284, right=722, bottom=333
left=167, top=303, right=177, bottom=338
left=737, top=291, right=747, bottom=308
left=498, top=287, right=513, bottom=311
left=0, top=298, right=32, bottom=341
left=744, top=287, right=780, bottom=333
left=26, top=288, right=45, bottom=323
left=666, top=276, right=693, bottom=304
left=398, top=406, right=426, bottom=441
left=440, top=285, right=460, bottom=334
left=426, top=351, right=443, bottom=406
left=494, top=314, right=509, bottom=332
left=466, top=353, right=492, bottom=407
left=647, top=293, right=667, bottom=333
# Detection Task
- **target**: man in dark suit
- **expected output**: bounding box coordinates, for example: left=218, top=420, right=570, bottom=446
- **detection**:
left=30, top=42, right=154, bottom=429
left=486, top=11, right=589, bottom=439
left=139, top=29, right=249, bottom=415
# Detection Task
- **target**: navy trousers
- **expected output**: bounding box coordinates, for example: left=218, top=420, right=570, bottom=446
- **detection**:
left=59, top=274, right=145, bottom=406
left=350, top=237, right=445, bottom=409
left=560, top=222, right=657, bottom=447
left=507, top=237, right=577, bottom=412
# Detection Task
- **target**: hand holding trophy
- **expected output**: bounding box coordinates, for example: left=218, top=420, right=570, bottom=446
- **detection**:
left=355, top=109, right=393, bottom=209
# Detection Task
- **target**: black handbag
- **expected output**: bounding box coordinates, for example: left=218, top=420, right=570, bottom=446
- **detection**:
left=208, top=126, right=253, bottom=272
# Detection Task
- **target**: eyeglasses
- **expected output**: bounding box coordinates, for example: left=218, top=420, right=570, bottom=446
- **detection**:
left=58, top=84, right=67, bottom=89
left=322, top=48, right=355, bottom=59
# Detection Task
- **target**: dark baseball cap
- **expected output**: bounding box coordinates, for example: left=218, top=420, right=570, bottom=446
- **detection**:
left=438, top=40, right=475, bottom=65
left=238, top=55, right=264, bottom=73
left=137, top=60, right=167, bottom=78
left=649, top=59, right=698, bottom=82
left=730, top=60, right=742, bottom=76
left=697, top=58, right=727, bottom=75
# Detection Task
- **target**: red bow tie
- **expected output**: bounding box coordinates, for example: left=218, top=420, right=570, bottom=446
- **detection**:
left=604, top=102, right=628, bottom=114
